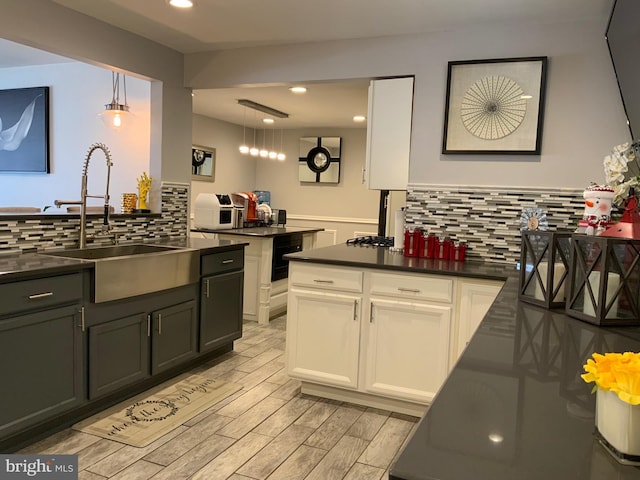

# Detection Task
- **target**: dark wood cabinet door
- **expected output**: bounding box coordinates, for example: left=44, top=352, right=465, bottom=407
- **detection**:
left=200, top=271, right=243, bottom=353
left=89, top=313, right=149, bottom=399
left=151, top=300, right=198, bottom=375
left=0, top=305, right=84, bottom=438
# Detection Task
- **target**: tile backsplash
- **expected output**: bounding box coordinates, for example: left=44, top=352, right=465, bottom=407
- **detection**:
left=0, top=182, right=189, bottom=255
left=406, top=184, right=586, bottom=264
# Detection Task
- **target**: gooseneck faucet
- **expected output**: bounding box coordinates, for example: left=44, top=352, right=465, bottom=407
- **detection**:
left=54, top=143, right=113, bottom=248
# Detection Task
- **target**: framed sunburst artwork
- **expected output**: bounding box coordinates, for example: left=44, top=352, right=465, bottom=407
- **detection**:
left=442, top=57, right=547, bottom=155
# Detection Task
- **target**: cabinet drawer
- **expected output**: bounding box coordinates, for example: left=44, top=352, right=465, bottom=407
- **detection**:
left=289, top=263, right=363, bottom=293
left=0, top=273, right=83, bottom=317
left=201, top=249, right=244, bottom=276
left=369, top=271, right=453, bottom=303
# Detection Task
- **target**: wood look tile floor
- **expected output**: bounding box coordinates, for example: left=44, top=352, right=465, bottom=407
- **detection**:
left=20, top=316, right=420, bottom=480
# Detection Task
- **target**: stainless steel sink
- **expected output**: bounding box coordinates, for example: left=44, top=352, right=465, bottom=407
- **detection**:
left=43, top=243, right=199, bottom=303
left=45, top=244, right=182, bottom=260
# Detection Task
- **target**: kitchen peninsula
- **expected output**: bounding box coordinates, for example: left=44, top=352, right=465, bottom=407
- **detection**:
left=284, top=243, right=640, bottom=480
left=0, top=236, right=246, bottom=452
left=191, top=226, right=323, bottom=324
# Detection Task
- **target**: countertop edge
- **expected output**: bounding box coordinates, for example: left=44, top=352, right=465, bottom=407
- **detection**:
left=0, top=239, right=248, bottom=282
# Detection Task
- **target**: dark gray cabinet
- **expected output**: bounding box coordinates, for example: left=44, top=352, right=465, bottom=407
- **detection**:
left=0, top=303, right=83, bottom=439
left=89, top=313, right=149, bottom=399
left=0, top=244, right=246, bottom=450
left=151, top=300, right=198, bottom=374
left=88, top=298, right=198, bottom=399
left=200, top=249, right=244, bottom=353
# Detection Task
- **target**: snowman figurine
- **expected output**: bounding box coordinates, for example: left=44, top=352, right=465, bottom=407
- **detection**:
left=576, top=184, right=615, bottom=235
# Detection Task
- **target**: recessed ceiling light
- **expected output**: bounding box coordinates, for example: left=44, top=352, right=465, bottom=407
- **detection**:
left=289, top=86, right=307, bottom=94
left=168, top=0, right=194, bottom=8
left=263, top=118, right=274, bottom=124
left=353, top=115, right=366, bottom=123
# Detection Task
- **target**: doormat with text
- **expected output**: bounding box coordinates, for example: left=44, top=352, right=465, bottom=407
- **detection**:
left=73, top=374, right=242, bottom=447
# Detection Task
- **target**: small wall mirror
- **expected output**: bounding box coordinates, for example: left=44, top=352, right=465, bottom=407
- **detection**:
left=192, top=145, right=215, bottom=182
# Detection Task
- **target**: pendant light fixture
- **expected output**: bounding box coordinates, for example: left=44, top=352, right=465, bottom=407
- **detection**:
left=277, top=129, right=286, bottom=161
left=259, top=124, right=269, bottom=158
left=237, top=99, right=288, bottom=160
left=101, top=71, right=130, bottom=129
left=249, top=109, right=259, bottom=157
left=269, top=124, right=278, bottom=159
left=238, top=106, right=249, bottom=154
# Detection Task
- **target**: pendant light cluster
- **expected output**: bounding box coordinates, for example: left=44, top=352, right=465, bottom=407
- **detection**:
left=237, top=99, right=287, bottom=161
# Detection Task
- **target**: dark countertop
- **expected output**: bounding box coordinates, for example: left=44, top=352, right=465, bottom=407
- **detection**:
left=192, top=226, right=324, bottom=237
left=0, top=212, right=161, bottom=221
left=287, top=243, right=640, bottom=480
left=0, top=238, right=247, bottom=283
left=285, top=243, right=508, bottom=281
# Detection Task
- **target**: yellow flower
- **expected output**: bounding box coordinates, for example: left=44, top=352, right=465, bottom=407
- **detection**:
left=582, top=352, right=640, bottom=405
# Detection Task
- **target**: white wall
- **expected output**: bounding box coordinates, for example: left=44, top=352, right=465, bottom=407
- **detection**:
left=257, top=127, right=381, bottom=243
left=185, top=19, right=629, bottom=190
left=255, top=128, right=378, bottom=218
left=1, top=0, right=191, bottom=195
left=0, top=62, right=150, bottom=210
left=191, top=117, right=380, bottom=241
left=191, top=114, right=257, bottom=205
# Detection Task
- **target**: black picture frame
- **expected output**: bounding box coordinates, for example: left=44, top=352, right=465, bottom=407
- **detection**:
left=0, top=86, right=50, bottom=173
left=442, top=57, right=547, bottom=155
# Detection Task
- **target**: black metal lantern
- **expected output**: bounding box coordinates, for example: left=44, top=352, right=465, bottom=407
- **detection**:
left=519, top=231, right=572, bottom=309
left=566, top=234, right=640, bottom=326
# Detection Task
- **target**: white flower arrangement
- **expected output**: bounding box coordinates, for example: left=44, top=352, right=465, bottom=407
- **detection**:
left=604, top=141, right=640, bottom=206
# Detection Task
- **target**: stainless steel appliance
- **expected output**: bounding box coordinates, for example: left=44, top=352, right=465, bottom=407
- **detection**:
left=193, top=193, right=234, bottom=229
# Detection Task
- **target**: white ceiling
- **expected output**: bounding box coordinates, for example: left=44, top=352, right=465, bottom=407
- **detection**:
left=50, top=0, right=612, bottom=54
left=2, top=1, right=614, bottom=128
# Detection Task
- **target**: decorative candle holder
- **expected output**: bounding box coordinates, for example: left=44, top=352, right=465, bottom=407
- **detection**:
left=566, top=234, right=640, bottom=326
left=120, top=193, right=137, bottom=214
left=519, top=231, right=572, bottom=309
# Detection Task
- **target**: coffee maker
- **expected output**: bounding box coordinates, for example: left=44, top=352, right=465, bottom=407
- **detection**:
left=230, top=192, right=258, bottom=226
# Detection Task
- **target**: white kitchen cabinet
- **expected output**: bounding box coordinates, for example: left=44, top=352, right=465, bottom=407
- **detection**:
left=286, top=263, right=363, bottom=388
left=364, top=298, right=451, bottom=404
left=364, top=271, right=453, bottom=404
left=287, top=263, right=457, bottom=415
left=287, top=289, right=361, bottom=389
left=365, top=77, right=414, bottom=190
left=452, top=279, right=504, bottom=366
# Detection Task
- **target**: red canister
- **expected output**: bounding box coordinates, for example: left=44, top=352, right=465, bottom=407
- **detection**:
left=426, top=233, right=436, bottom=259
left=436, top=237, right=451, bottom=260
left=404, top=229, right=419, bottom=257
left=449, top=242, right=467, bottom=261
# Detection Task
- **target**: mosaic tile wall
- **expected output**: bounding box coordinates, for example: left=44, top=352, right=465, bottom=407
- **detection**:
left=406, top=184, right=586, bottom=265
left=0, top=183, right=189, bottom=255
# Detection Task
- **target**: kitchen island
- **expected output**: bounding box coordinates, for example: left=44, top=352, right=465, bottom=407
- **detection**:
left=285, top=243, right=640, bottom=480
left=192, top=226, right=323, bottom=324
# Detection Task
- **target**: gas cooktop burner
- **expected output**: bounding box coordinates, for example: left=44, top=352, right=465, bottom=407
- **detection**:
left=346, top=236, right=394, bottom=247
